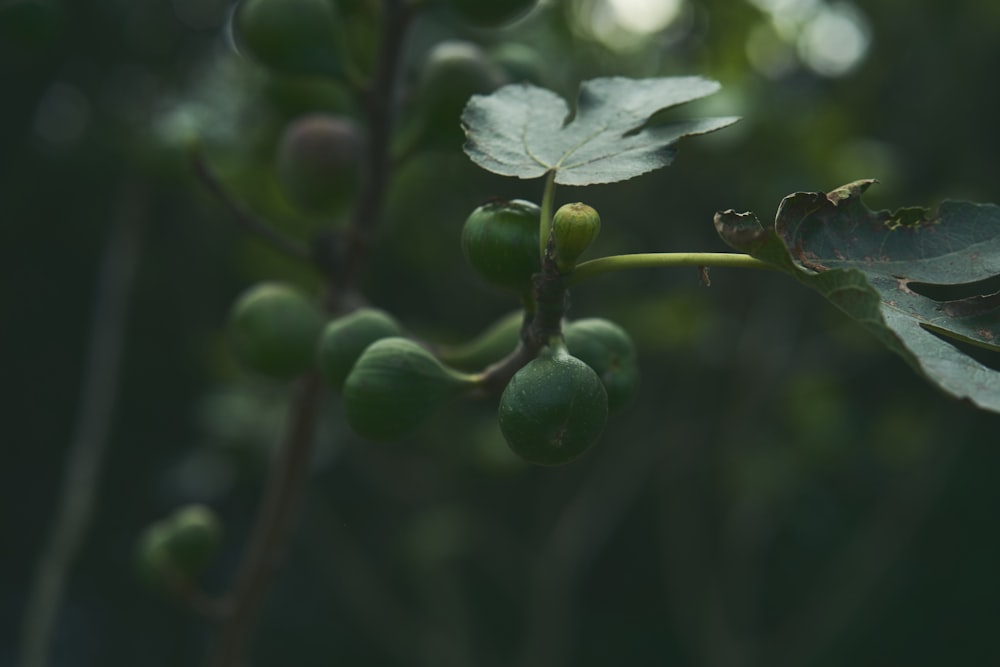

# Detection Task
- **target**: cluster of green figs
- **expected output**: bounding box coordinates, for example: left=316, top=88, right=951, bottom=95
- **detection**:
left=228, top=200, right=640, bottom=467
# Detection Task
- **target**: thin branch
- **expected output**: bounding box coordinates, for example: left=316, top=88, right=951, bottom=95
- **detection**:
left=19, top=179, right=147, bottom=667
left=205, top=2, right=417, bottom=665
left=205, top=372, right=326, bottom=667
left=338, top=0, right=415, bottom=294
left=190, top=150, right=313, bottom=263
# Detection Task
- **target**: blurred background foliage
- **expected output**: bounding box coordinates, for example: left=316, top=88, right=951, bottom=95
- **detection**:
left=4, top=0, right=1000, bottom=665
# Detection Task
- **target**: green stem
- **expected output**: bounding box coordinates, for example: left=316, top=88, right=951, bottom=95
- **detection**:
left=538, top=171, right=557, bottom=259
left=569, top=252, right=775, bottom=285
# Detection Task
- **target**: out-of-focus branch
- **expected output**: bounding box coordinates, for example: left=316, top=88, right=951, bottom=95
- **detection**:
left=19, top=179, right=147, bottom=667
left=205, top=372, right=326, bottom=667
left=190, top=150, right=313, bottom=264
left=205, top=2, right=416, bottom=665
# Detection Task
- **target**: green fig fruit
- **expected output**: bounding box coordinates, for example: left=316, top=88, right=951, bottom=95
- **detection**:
left=317, top=307, right=403, bottom=390
left=551, top=202, right=601, bottom=272
left=135, top=521, right=173, bottom=590
left=164, top=504, right=223, bottom=575
left=436, top=310, right=524, bottom=371
left=414, top=40, right=507, bottom=146
left=461, top=199, right=541, bottom=295
left=489, top=42, right=545, bottom=85
left=135, top=504, right=222, bottom=590
left=234, top=0, right=342, bottom=77
left=563, top=318, right=639, bottom=413
left=228, top=282, right=324, bottom=380
left=498, top=345, right=608, bottom=466
left=445, top=0, right=537, bottom=27
left=344, top=337, right=479, bottom=441
left=276, top=113, right=364, bottom=214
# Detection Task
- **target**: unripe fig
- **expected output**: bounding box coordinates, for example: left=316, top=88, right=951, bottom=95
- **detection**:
left=234, top=0, right=342, bottom=77
left=414, top=40, right=507, bottom=146
left=445, top=0, right=537, bottom=27
left=228, top=282, right=324, bottom=379
left=563, top=318, right=639, bottom=413
left=135, top=521, right=172, bottom=590
left=165, top=504, right=223, bottom=575
left=344, top=337, right=479, bottom=441
left=461, top=199, right=541, bottom=295
left=498, top=345, right=608, bottom=466
left=551, top=202, right=601, bottom=272
left=135, top=504, right=222, bottom=589
left=317, top=307, right=403, bottom=390
left=489, top=43, right=545, bottom=85
left=276, top=113, right=364, bottom=214
left=437, top=310, right=523, bottom=371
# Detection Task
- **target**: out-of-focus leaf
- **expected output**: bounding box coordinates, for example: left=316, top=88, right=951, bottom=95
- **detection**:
left=715, top=180, right=1000, bottom=412
left=461, top=76, right=739, bottom=186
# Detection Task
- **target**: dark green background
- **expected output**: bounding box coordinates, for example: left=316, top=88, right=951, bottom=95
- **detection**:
left=4, top=0, right=1000, bottom=665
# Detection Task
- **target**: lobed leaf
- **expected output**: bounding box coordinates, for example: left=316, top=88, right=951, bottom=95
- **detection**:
left=461, top=76, right=739, bottom=186
left=715, top=180, right=1000, bottom=413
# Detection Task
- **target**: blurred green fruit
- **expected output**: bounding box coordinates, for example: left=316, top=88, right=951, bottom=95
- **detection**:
left=489, top=42, right=545, bottom=85
left=134, top=504, right=222, bottom=589
left=228, top=282, right=324, bottom=379
left=135, top=521, right=172, bottom=589
left=415, top=40, right=507, bottom=146
left=165, top=504, right=223, bottom=575
left=317, top=307, right=403, bottom=390
left=563, top=318, right=639, bottom=413
left=276, top=113, right=364, bottom=214
left=234, top=0, right=342, bottom=77
left=343, top=337, right=479, bottom=441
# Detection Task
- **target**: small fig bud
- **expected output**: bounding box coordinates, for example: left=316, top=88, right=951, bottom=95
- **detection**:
left=344, top=337, right=479, bottom=441
left=551, top=202, right=601, bottom=272
left=445, top=0, right=537, bottom=27
left=234, top=0, right=343, bottom=77
left=498, top=345, right=608, bottom=466
left=563, top=318, right=639, bottom=413
left=317, top=307, right=403, bottom=390
left=228, top=282, right=324, bottom=380
left=276, top=113, right=364, bottom=215
left=461, top=199, right=541, bottom=295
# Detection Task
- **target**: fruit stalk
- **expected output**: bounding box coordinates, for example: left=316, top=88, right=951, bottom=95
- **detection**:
left=569, top=252, right=774, bottom=284
left=190, top=149, right=313, bottom=264
left=206, top=372, right=325, bottom=667
left=475, top=236, right=571, bottom=394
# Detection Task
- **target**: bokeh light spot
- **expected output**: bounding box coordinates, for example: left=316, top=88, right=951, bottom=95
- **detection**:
left=798, top=2, right=871, bottom=77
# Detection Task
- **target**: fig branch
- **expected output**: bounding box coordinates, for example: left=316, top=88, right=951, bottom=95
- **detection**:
left=475, top=238, right=572, bottom=395
left=206, top=1, right=416, bottom=665
left=190, top=150, right=314, bottom=265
